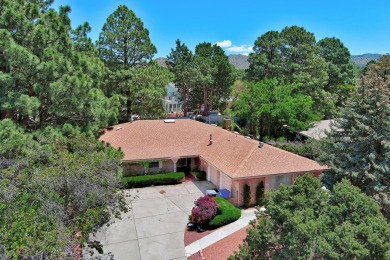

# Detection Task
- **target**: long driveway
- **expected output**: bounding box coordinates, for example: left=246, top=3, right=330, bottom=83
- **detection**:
left=85, top=181, right=216, bottom=260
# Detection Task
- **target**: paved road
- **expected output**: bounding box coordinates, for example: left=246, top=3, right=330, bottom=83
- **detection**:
left=85, top=181, right=216, bottom=260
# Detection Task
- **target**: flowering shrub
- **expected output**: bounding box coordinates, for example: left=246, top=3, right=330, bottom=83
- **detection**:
left=191, top=195, right=218, bottom=225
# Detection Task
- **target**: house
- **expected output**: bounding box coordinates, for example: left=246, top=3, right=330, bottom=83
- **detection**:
left=298, top=120, right=335, bottom=140
left=162, top=83, right=182, bottom=113
left=100, top=119, right=328, bottom=206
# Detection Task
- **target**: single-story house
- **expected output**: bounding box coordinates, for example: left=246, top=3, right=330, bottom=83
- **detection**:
left=298, top=120, right=335, bottom=140
left=100, top=119, right=328, bottom=206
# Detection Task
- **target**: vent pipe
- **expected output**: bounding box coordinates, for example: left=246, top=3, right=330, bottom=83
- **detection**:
left=258, top=141, right=264, bottom=148
left=209, top=134, right=213, bottom=145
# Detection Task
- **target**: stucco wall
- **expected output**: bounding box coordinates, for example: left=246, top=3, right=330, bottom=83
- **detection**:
left=232, top=178, right=265, bottom=207
left=199, top=158, right=208, bottom=172
left=209, top=166, right=219, bottom=188
left=122, top=163, right=145, bottom=176
left=122, top=160, right=175, bottom=176
left=229, top=172, right=323, bottom=207
left=220, top=172, right=232, bottom=191
left=159, top=160, right=174, bottom=172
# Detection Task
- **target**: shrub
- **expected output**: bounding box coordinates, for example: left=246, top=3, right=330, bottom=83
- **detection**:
left=209, top=197, right=241, bottom=228
left=192, top=170, right=206, bottom=180
left=191, top=195, right=218, bottom=225
left=121, top=172, right=185, bottom=188
left=256, top=181, right=265, bottom=206
left=243, top=184, right=251, bottom=208
left=195, top=116, right=206, bottom=123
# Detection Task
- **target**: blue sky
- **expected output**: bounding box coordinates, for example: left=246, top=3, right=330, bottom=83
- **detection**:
left=52, top=0, right=390, bottom=57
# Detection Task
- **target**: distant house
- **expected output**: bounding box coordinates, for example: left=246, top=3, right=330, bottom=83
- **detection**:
left=162, top=83, right=182, bottom=113
left=100, top=119, right=327, bottom=206
left=298, top=120, right=335, bottom=140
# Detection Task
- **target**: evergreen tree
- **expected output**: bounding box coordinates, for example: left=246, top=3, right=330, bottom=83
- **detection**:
left=317, top=37, right=356, bottom=111
left=193, top=42, right=234, bottom=115
left=0, top=120, right=127, bottom=258
left=0, top=1, right=120, bottom=134
left=247, top=26, right=336, bottom=117
left=319, top=61, right=390, bottom=217
left=230, top=175, right=390, bottom=259
left=166, top=39, right=195, bottom=116
left=247, top=31, right=282, bottom=81
left=97, top=5, right=168, bottom=121
left=96, top=5, right=156, bottom=69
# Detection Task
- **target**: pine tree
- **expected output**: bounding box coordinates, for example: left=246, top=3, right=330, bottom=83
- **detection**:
left=319, top=60, right=390, bottom=216
left=96, top=5, right=156, bottom=69
left=166, top=39, right=194, bottom=116
left=230, top=175, right=390, bottom=259
left=0, top=1, right=120, bottom=134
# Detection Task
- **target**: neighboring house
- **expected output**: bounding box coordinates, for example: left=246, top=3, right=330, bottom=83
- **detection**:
left=100, top=119, right=328, bottom=206
left=162, top=83, right=182, bottom=113
left=298, top=120, right=335, bottom=140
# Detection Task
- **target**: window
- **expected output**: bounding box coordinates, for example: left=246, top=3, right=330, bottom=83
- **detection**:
left=149, top=162, right=159, bottom=168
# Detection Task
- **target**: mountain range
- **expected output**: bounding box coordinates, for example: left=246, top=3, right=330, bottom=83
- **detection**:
left=155, top=53, right=383, bottom=70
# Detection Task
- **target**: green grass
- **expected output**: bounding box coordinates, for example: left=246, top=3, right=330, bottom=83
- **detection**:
left=121, top=172, right=185, bottom=188
left=209, top=197, right=241, bottom=229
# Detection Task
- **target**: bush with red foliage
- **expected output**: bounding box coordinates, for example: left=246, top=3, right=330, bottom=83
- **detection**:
left=191, top=195, right=218, bottom=225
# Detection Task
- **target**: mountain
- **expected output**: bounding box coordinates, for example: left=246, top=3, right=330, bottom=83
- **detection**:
left=154, top=55, right=250, bottom=70
left=350, top=54, right=382, bottom=67
left=155, top=57, right=168, bottom=68
left=155, top=53, right=383, bottom=70
left=228, top=54, right=250, bottom=70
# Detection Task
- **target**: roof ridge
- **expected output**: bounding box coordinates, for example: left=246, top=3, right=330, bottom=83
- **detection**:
left=232, top=144, right=259, bottom=177
left=266, top=144, right=326, bottom=165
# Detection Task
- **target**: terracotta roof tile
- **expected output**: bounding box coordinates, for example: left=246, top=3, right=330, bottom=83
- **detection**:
left=99, top=119, right=328, bottom=178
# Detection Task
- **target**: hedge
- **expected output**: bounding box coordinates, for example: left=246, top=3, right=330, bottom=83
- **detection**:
left=209, top=197, right=241, bottom=228
left=121, top=172, right=185, bottom=188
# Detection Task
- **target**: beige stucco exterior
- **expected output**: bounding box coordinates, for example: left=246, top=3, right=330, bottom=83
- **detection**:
left=122, top=156, right=324, bottom=207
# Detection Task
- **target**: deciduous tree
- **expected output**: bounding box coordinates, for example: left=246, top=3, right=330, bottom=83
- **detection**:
left=232, top=80, right=319, bottom=139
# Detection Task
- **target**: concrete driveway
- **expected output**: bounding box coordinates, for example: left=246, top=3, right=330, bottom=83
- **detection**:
left=85, top=181, right=216, bottom=260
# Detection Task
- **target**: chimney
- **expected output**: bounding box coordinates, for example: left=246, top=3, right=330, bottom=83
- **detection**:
left=258, top=141, right=264, bottom=148
left=209, top=134, right=213, bottom=145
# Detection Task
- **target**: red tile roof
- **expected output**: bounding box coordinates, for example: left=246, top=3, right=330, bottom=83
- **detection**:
left=100, top=119, right=328, bottom=179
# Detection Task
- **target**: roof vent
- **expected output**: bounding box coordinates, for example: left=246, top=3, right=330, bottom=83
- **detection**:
left=116, top=127, right=122, bottom=131
left=164, top=119, right=175, bottom=123
left=258, top=141, right=264, bottom=148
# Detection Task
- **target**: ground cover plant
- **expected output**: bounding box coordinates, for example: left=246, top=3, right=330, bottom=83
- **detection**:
left=209, top=197, right=241, bottom=228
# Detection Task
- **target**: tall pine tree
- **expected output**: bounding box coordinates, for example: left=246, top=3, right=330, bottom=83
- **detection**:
left=319, top=58, right=390, bottom=217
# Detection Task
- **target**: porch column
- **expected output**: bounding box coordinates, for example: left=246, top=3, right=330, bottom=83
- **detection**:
left=264, top=176, right=270, bottom=193
left=207, top=164, right=211, bottom=181
left=171, top=157, right=179, bottom=172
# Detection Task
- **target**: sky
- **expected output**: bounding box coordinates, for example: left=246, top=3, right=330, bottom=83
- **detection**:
left=52, top=0, right=390, bottom=58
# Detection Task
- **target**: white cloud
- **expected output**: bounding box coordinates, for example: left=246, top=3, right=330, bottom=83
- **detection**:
left=216, top=40, right=232, bottom=48
left=216, top=40, right=253, bottom=55
left=226, top=45, right=253, bottom=53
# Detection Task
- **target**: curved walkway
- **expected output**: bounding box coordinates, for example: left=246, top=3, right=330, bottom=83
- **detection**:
left=185, top=209, right=256, bottom=258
